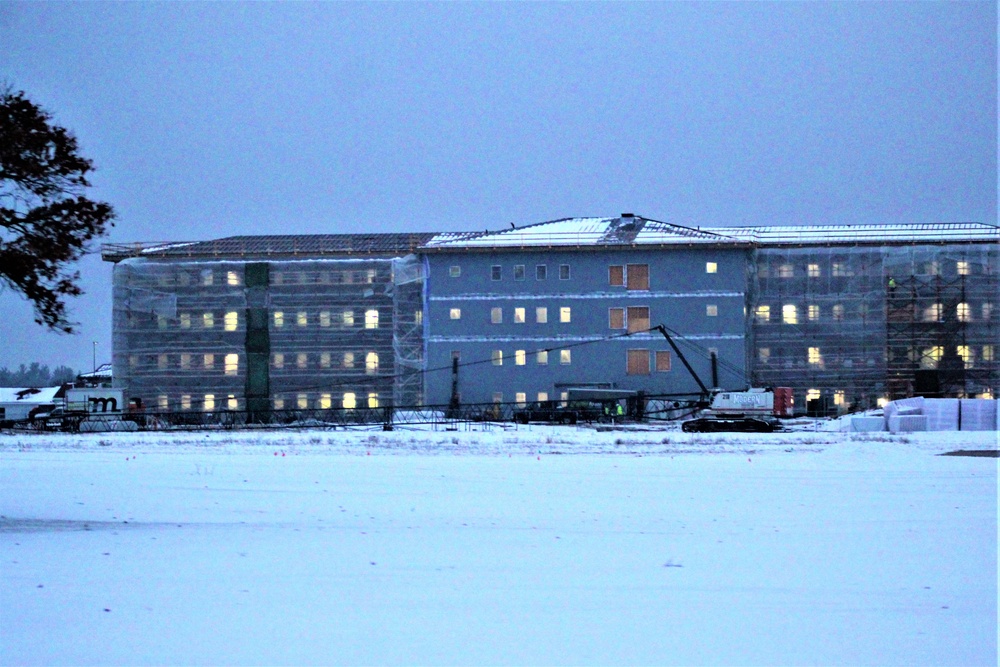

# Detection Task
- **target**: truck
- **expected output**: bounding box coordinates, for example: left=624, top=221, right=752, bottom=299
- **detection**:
left=650, top=325, right=793, bottom=433
left=27, top=387, right=136, bottom=432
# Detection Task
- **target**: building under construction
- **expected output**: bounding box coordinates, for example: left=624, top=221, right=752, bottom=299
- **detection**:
left=102, top=219, right=999, bottom=418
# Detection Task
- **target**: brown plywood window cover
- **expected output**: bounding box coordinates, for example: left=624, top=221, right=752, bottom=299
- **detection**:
left=627, top=349, right=650, bottom=375
left=609, top=307, right=625, bottom=329
left=609, top=265, right=624, bottom=286
left=626, top=264, right=649, bottom=290
left=627, top=306, right=650, bottom=333
left=656, top=350, right=672, bottom=371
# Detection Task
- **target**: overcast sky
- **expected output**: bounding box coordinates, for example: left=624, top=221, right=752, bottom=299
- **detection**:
left=0, top=1, right=996, bottom=374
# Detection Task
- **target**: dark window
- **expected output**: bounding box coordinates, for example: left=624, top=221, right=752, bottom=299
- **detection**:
left=655, top=351, right=672, bottom=372
left=609, top=308, right=625, bottom=329
left=514, top=265, right=525, bottom=281
left=626, top=264, right=649, bottom=291
left=609, top=265, right=624, bottom=286
left=491, top=265, right=502, bottom=281
left=627, top=306, right=650, bottom=333
left=627, top=349, right=651, bottom=375
left=559, top=264, right=570, bottom=280
left=536, top=265, right=547, bottom=280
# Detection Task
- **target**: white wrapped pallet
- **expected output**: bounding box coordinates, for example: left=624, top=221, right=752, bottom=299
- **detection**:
left=888, top=415, right=928, bottom=433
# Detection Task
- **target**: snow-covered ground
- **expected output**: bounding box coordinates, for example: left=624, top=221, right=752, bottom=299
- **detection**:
left=1, top=425, right=997, bottom=666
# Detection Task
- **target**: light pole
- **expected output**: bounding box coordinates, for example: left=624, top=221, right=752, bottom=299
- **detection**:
left=92, top=341, right=97, bottom=374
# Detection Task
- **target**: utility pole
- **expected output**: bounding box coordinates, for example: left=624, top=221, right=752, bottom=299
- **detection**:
left=92, top=341, right=97, bottom=373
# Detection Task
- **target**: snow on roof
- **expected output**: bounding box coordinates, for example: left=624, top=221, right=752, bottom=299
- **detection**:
left=426, top=216, right=744, bottom=249
left=704, top=222, right=1000, bottom=245
left=0, top=386, right=62, bottom=404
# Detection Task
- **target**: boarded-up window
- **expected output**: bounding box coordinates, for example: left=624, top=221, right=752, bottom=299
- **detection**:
left=626, top=264, right=649, bottom=291
left=655, top=351, right=672, bottom=372
left=609, top=265, right=624, bottom=286
left=627, top=306, right=650, bottom=333
left=627, top=349, right=651, bottom=375
left=609, top=307, right=625, bottom=329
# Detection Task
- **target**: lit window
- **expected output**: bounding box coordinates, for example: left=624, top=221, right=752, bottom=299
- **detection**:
left=834, top=391, right=845, bottom=407
left=296, top=353, right=307, bottom=370
left=225, top=353, right=239, bottom=375
left=515, top=392, right=527, bottom=408
left=365, top=352, right=379, bottom=375
left=559, top=264, right=570, bottom=280
left=227, top=271, right=240, bottom=286
left=491, top=307, right=503, bottom=324
left=627, top=306, right=649, bottom=333
left=536, top=350, right=548, bottom=365
left=807, top=264, right=820, bottom=278
left=320, top=352, right=331, bottom=369
left=296, top=311, right=308, bottom=327
left=778, top=264, right=794, bottom=278
left=158, top=354, right=169, bottom=369
left=758, top=348, right=771, bottom=364
left=157, top=395, right=169, bottom=411
left=227, top=395, right=238, bottom=410
left=923, top=303, right=942, bottom=322
left=201, top=269, right=213, bottom=286
left=983, top=345, right=994, bottom=361
left=491, top=265, right=502, bottom=281
left=626, top=264, right=649, bottom=291
left=514, top=308, right=525, bottom=324
left=655, top=351, right=671, bottom=372
left=755, top=305, right=771, bottom=323
left=273, top=353, right=284, bottom=369
left=343, top=352, right=354, bottom=368
left=449, top=265, right=461, bottom=278
left=492, top=350, right=503, bottom=366
left=415, top=310, right=423, bottom=325
left=609, top=307, right=625, bottom=329
left=536, top=265, right=547, bottom=280
left=515, top=350, right=526, bottom=365
left=224, top=311, right=238, bottom=331
left=450, top=308, right=461, bottom=320
left=957, top=303, right=971, bottom=322
left=204, top=394, right=215, bottom=411
left=982, top=303, right=993, bottom=320
left=832, top=304, right=844, bottom=321
left=297, top=393, right=308, bottom=410
left=365, top=309, right=379, bottom=329
left=493, top=392, right=503, bottom=404
left=273, top=311, right=284, bottom=328
left=366, top=269, right=377, bottom=284
left=923, top=261, right=940, bottom=276
left=157, top=315, right=168, bottom=329
left=180, top=313, right=191, bottom=329
left=782, top=304, right=798, bottom=324
left=514, top=265, right=525, bottom=281
left=203, top=312, right=215, bottom=328
left=536, top=307, right=547, bottom=323
left=560, top=307, right=571, bottom=323
left=807, top=305, right=819, bottom=322
left=957, top=260, right=970, bottom=276
left=832, top=263, right=850, bottom=277
left=806, top=389, right=821, bottom=403
left=180, top=353, right=191, bottom=370
left=957, top=345, right=974, bottom=369
left=808, top=347, right=822, bottom=366
left=319, top=394, right=332, bottom=410
left=609, top=265, right=624, bottom=286
left=627, top=349, right=650, bottom=375
left=560, top=392, right=568, bottom=407
left=537, top=392, right=548, bottom=403
left=560, top=349, right=571, bottom=365
left=706, top=305, right=718, bottom=317
left=129, top=355, right=138, bottom=369
left=181, top=395, right=192, bottom=410
left=921, top=346, right=944, bottom=369
left=368, top=392, right=379, bottom=409
left=273, top=397, right=285, bottom=410
left=342, top=310, right=354, bottom=326
left=706, top=262, right=718, bottom=274
left=319, top=311, right=331, bottom=327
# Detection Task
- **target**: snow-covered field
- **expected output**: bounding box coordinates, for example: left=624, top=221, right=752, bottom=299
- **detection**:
left=1, top=425, right=997, bottom=666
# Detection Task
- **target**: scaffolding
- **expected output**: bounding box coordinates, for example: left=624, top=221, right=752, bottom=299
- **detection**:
left=112, top=255, right=426, bottom=418
left=750, top=243, right=999, bottom=413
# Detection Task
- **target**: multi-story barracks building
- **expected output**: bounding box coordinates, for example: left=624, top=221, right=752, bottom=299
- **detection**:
left=102, top=216, right=999, bottom=417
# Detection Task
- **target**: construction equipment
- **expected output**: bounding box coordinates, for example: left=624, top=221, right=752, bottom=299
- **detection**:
left=651, top=325, right=793, bottom=433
